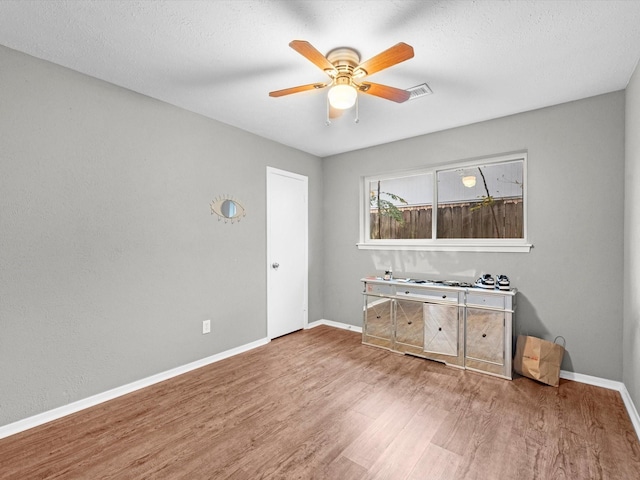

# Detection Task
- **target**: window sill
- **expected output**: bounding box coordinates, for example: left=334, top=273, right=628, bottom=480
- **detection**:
left=356, top=242, right=532, bottom=253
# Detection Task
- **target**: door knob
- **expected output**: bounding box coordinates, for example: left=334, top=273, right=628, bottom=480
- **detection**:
left=272, top=262, right=280, bottom=270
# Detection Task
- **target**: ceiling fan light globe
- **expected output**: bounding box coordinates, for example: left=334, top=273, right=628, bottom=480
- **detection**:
left=328, top=84, right=357, bottom=110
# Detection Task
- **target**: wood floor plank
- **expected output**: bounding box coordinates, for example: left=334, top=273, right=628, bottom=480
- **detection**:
left=321, top=455, right=368, bottom=480
left=365, top=403, right=449, bottom=480
left=1, top=326, right=639, bottom=480
left=341, top=394, right=422, bottom=469
left=406, top=443, right=462, bottom=480
left=428, top=375, right=485, bottom=456
left=219, top=381, right=371, bottom=479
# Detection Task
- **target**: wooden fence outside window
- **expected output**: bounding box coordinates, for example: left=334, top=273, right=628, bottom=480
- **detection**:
left=370, top=198, right=523, bottom=239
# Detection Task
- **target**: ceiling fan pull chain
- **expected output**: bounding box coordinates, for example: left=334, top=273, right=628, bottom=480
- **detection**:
left=354, top=94, right=360, bottom=124
left=325, top=95, right=332, bottom=126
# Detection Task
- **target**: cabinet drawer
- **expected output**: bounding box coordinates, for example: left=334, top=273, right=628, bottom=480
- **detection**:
left=396, top=287, right=456, bottom=303
left=466, top=293, right=505, bottom=309
left=364, top=283, right=394, bottom=296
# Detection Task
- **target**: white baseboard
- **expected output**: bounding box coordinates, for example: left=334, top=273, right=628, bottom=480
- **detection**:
left=619, top=384, right=640, bottom=440
left=0, top=337, right=270, bottom=440
left=307, top=319, right=362, bottom=333
left=559, top=370, right=623, bottom=390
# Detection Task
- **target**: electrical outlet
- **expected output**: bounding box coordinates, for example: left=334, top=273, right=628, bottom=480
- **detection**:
left=202, top=319, right=211, bottom=334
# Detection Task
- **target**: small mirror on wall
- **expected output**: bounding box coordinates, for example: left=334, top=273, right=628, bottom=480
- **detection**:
left=210, top=196, right=246, bottom=223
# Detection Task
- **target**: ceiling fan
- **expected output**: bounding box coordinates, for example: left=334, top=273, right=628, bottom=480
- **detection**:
left=269, top=40, right=414, bottom=122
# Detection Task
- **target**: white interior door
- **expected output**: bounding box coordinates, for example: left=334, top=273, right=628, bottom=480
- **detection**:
left=267, top=167, right=308, bottom=339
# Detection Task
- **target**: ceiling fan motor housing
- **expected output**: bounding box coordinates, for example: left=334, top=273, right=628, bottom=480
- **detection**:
left=326, top=47, right=361, bottom=83
left=326, top=47, right=360, bottom=70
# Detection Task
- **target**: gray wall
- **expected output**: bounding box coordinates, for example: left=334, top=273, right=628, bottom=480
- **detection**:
left=323, top=92, right=625, bottom=380
left=0, top=45, right=323, bottom=427
left=1, top=41, right=634, bottom=429
left=624, top=61, right=640, bottom=410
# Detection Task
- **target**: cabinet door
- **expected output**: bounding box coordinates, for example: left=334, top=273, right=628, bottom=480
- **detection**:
left=465, top=307, right=505, bottom=370
left=423, top=303, right=459, bottom=357
left=394, top=299, right=424, bottom=355
left=363, top=296, right=393, bottom=349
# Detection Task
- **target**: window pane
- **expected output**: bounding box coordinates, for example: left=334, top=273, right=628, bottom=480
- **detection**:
left=436, top=161, right=523, bottom=239
left=369, top=173, right=433, bottom=239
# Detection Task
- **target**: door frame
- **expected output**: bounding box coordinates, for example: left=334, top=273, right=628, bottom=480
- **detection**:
left=266, top=166, right=309, bottom=339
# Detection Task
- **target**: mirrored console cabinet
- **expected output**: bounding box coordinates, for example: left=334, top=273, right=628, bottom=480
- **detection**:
left=361, top=278, right=516, bottom=380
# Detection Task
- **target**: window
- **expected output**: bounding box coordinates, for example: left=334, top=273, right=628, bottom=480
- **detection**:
left=359, top=152, right=530, bottom=252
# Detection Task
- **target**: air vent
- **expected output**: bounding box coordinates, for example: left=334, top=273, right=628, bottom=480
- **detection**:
left=406, top=83, right=433, bottom=100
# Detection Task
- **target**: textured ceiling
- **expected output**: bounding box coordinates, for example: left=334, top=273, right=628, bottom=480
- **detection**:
left=0, top=0, right=639, bottom=157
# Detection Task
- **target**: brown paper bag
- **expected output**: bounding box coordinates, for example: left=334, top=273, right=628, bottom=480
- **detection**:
left=513, top=335, right=565, bottom=387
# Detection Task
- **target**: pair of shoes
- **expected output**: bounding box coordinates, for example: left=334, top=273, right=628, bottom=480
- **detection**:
left=475, top=274, right=511, bottom=290
left=496, top=275, right=510, bottom=290
left=475, top=274, right=495, bottom=289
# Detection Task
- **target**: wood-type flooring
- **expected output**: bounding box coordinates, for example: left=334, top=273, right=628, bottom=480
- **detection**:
left=1, top=325, right=639, bottom=479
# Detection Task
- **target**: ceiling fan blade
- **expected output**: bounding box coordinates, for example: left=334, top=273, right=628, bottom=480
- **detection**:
left=269, top=83, right=327, bottom=97
left=358, top=82, right=411, bottom=103
left=289, top=40, right=337, bottom=75
left=354, top=42, right=414, bottom=77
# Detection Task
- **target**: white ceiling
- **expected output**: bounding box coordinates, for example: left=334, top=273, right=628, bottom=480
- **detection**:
left=1, top=0, right=639, bottom=157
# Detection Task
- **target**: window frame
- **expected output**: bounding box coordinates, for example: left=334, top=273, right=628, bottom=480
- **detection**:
left=358, top=152, right=532, bottom=252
